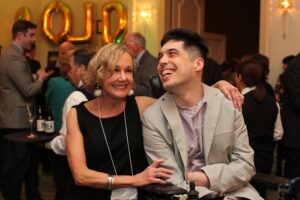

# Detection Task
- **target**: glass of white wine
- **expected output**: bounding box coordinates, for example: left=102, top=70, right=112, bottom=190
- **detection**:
left=26, top=103, right=36, bottom=138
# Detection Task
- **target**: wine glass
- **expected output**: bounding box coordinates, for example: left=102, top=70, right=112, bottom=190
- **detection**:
left=26, top=103, right=36, bottom=138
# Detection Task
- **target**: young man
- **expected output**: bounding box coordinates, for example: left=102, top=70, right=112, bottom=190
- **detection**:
left=0, top=20, right=52, bottom=200
left=142, top=28, right=262, bottom=199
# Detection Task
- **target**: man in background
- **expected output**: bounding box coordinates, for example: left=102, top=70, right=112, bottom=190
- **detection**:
left=124, top=32, right=158, bottom=97
left=46, top=41, right=74, bottom=77
left=0, top=19, right=52, bottom=200
left=281, top=53, right=300, bottom=179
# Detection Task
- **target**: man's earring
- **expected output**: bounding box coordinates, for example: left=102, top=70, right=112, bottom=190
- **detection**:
left=128, top=89, right=134, bottom=96
left=94, top=84, right=102, bottom=97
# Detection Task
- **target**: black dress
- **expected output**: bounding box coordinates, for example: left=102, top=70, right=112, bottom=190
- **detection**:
left=65, top=96, right=148, bottom=199
left=242, top=90, right=277, bottom=173
left=243, top=90, right=278, bottom=198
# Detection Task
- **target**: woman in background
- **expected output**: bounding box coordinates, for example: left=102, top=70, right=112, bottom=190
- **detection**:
left=234, top=59, right=283, bottom=198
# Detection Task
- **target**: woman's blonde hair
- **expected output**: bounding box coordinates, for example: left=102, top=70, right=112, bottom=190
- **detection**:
left=83, top=43, right=134, bottom=93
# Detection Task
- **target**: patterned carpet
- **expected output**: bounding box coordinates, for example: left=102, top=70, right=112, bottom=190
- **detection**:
left=38, top=171, right=55, bottom=200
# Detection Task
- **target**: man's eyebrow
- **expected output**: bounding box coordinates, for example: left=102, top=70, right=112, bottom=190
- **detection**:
left=166, top=48, right=179, bottom=52
left=159, top=48, right=179, bottom=55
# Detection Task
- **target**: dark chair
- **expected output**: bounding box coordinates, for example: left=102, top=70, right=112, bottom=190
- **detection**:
left=149, top=75, right=165, bottom=99
left=252, top=173, right=290, bottom=191
left=287, top=177, right=300, bottom=200
left=252, top=173, right=300, bottom=200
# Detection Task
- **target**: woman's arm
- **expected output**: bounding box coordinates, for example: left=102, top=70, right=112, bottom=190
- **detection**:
left=65, top=108, right=108, bottom=189
left=135, top=96, right=156, bottom=117
left=65, top=107, right=172, bottom=189
left=135, top=82, right=243, bottom=112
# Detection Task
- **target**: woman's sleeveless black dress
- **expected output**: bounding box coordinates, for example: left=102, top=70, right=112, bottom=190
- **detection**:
left=65, top=96, right=148, bottom=200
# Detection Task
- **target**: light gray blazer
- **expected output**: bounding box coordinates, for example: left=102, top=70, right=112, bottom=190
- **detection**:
left=142, top=85, right=263, bottom=199
left=0, top=42, right=43, bottom=129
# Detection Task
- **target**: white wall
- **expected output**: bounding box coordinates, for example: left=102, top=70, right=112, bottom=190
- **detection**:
left=260, top=0, right=300, bottom=86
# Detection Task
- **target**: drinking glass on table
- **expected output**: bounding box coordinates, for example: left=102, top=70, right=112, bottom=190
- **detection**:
left=26, top=103, right=36, bottom=138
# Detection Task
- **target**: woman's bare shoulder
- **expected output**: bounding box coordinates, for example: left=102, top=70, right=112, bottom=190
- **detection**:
left=135, top=96, right=156, bottom=115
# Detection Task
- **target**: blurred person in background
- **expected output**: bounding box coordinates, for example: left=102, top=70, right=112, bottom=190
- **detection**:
left=274, top=55, right=295, bottom=104
left=123, top=32, right=158, bottom=97
left=234, top=59, right=283, bottom=198
left=274, top=54, right=295, bottom=177
left=0, top=19, right=52, bottom=200
left=46, top=41, right=74, bottom=77
left=45, top=48, right=93, bottom=200
left=281, top=53, right=300, bottom=179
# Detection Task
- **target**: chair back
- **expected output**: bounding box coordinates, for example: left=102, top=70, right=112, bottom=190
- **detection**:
left=288, top=177, right=300, bottom=200
left=149, top=75, right=165, bottom=98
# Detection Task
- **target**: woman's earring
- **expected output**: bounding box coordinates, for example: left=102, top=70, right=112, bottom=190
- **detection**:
left=128, top=89, right=134, bottom=96
left=94, top=84, right=102, bottom=97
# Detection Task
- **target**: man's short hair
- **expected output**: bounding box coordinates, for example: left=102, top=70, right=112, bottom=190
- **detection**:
left=132, top=32, right=146, bottom=49
left=161, top=28, right=208, bottom=60
left=73, top=48, right=93, bottom=69
left=12, top=20, right=37, bottom=39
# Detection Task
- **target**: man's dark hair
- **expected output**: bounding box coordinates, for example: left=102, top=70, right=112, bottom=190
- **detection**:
left=73, top=48, right=93, bottom=69
left=160, top=28, right=208, bottom=60
left=282, top=55, right=295, bottom=65
left=12, top=20, right=37, bottom=39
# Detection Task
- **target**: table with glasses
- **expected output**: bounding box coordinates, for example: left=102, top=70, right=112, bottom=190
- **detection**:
left=4, top=129, right=58, bottom=143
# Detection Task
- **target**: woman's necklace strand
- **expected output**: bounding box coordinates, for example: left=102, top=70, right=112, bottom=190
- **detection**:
left=97, top=98, right=134, bottom=176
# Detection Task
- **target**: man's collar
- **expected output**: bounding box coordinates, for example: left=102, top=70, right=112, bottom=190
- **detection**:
left=12, top=41, right=24, bottom=54
left=136, top=49, right=146, bottom=65
left=241, top=86, right=256, bottom=95
left=175, top=87, right=207, bottom=109
left=78, top=80, right=83, bottom=88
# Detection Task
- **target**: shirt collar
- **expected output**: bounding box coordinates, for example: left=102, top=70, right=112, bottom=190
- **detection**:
left=177, top=91, right=207, bottom=114
left=78, top=80, right=83, bottom=88
left=136, top=49, right=146, bottom=65
left=241, top=86, right=256, bottom=95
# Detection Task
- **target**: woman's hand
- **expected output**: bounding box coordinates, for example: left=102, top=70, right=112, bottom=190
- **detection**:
left=132, top=159, right=173, bottom=187
left=212, top=80, right=244, bottom=110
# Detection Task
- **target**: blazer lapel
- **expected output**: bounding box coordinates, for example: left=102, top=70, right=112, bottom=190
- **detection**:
left=160, top=93, right=188, bottom=173
left=159, top=87, right=223, bottom=169
left=203, top=85, right=223, bottom=160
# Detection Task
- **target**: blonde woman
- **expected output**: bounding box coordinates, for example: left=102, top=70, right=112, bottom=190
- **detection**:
left=65, top=43, right=172, bottom=200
